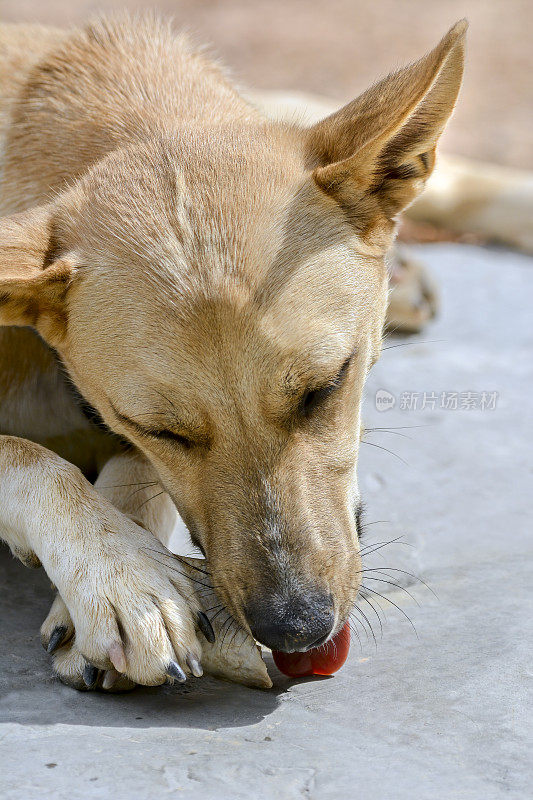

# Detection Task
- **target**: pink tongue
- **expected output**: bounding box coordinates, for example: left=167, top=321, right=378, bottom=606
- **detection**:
left=272, top=621, right=350, bottom=677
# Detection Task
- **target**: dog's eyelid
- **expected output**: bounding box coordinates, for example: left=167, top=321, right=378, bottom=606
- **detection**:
left=151, top=429, right=196, bottom=448
left=110, top=402, right=202, bottom=448
left=110, top=403, right=145, bottom=433
left=313, top=349, right=356, bottom=393
left=298, top=350, right=355, bottom=418
left=145, top=424, right=211, bottom=449
left=333, top=351, right=355, bottom=384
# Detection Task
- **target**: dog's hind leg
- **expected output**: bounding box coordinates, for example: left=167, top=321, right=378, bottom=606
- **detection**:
left=385, top=247, right=439, bottom=335
left=0, top=435, right=204, bottom=691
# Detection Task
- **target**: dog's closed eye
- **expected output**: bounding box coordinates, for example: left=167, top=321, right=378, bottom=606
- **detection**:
left=109, top=402, right=203, bottom=450
left=149, top=430, right=196, bottom=449
left=299, top=385, right=335, bottom=417
left=298, top=354, right=353, bottom=419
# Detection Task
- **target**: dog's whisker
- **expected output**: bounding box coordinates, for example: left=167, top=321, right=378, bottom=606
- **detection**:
left=360, top=536, right=413, bottom=557
left=362, top=586, right=418, bottom=638
left=365, top=425, right=426, bottom=432
left=351, top=604, right=377, bottom=648
left=124, top=483, right=163, bottom=503
left=359, top=567, right=438, bottom=599
left=144, top=547, right=211, bottom=578
left=361, top=576, right=421, bottom=606
left=141, top=547, right=222, bottom=587
left=236, top=629, right=252, bottom=655
left=203, top=603, right=224, bottom=614
left=381, top=338, right=446, bottom=351
left=135, top=489, right=166, bottom=511
left=346, top=614, right=364, bottom=653
left=364, top=429, right=412, bottom=440
left=360, top=591, right=388, bottom=626
left=210, top=605, right=230, bottom=625
left=225, top=618, right=243, bottom=656
left=360, top=440, right=410, bottom=466
left=97, top=480, right=159, bottom=490
left=142, top=552, right=214, bottom=591
left=353, top=604, right=377, bottom=646
left=218, top=614, right=235, bottom=651
left=358, top=593, right=384, bottom=638
left=172, top=554, right=212, bottom=577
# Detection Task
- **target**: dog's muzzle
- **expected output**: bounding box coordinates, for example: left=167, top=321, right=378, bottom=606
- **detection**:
left=245, top=589, right=335, bottom=653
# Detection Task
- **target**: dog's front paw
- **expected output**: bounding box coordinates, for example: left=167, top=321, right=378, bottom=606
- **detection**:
left=40, top=496, right=205, bottom=687
left=54, top=643, right=137, bottom=692
left=41, top=594, right=135, bottom=692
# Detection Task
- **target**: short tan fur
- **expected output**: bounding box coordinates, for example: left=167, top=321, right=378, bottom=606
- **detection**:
left=0, top=14, right=465, bottom=687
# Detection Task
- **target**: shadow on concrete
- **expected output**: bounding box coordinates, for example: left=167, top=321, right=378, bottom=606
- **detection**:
left=0, top=545, right=284, bottom=730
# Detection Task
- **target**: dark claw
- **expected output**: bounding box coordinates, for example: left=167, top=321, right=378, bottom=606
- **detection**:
left=83, top=663, right=99, bottom=688
left=166, top=660, right=187, bottom=683
left=197, top=611, right=215, bottom=643
left=186, top=653, right=203, bottom=678
left=46, top=625, right=67, bottom=654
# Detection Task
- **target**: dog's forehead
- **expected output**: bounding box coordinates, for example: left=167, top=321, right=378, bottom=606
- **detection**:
left=67, top=131, right=377, bottom=275
left=64, top=132, right=301, bottom=278
left=67, top=133, right=386, bottom=366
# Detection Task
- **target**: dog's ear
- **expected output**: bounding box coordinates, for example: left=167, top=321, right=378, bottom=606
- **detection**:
left=0, top=205, right=75, bottom=344
left=307, top=20, right=467, bottom=226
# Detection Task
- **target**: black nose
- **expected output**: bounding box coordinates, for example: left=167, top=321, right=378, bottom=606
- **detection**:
left=246, top=591, right=335, bottom=652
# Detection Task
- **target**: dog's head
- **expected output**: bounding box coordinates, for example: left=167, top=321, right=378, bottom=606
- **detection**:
left=0, top=23, right=465, bottom=651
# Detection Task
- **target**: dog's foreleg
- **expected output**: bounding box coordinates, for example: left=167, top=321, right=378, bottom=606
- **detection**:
left=41, top=450, right=195, bottom=690
left=0, top=435, right=203, bottom=689
left=93, top=449, right=178, bottom=547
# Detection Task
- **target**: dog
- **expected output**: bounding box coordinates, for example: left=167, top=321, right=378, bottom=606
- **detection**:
left=0, top=13, right=466, bottom=691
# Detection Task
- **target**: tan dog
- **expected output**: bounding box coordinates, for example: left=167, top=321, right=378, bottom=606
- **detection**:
left=0, top=14, right=465, bottom=691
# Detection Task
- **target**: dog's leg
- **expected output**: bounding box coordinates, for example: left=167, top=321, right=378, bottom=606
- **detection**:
left=0, top=435, right=203, bottom=690
left=385, top=247, right=439, bottom=335
left=40, top=450, right=188, bottom=691
left=42, top=451, right=275, bottom=691
left=94, top=449, right=179, bottom=546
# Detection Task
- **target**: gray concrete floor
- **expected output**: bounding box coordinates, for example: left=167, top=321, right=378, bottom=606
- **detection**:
left=1, top=243, right=532, bottom=799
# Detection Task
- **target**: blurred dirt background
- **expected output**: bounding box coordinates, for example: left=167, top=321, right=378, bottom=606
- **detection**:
left=1, top=0, right=531, bottom=169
